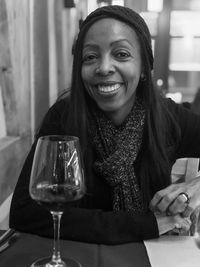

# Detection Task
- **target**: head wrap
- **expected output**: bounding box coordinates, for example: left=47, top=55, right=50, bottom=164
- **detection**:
left=76, top=5, right=154, bottom=70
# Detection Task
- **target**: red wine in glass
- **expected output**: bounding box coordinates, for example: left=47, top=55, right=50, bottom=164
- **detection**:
left=29, top=135, right=85, bottom=267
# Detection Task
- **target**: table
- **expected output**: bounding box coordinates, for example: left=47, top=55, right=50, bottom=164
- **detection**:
left=0, top=231, right=151, bottom=267
left=145, top=235, right=200, bottom=267
left=2, top=231, right=200, bottom=267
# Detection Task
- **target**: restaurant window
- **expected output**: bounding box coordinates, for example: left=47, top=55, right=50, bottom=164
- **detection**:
left=97, top=0, right=124, bottom=7
left=112, top=0, right=124, bottom=5
left=147, top=0, right=163, bottom=12
left=142, top=0, right=200, bottom=103
left=169, top=9, right=200, bottom=102
left=140, top=11, right=158, bottom=55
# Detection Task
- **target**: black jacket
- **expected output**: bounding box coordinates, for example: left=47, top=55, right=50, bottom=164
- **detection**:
left=9, top=98, right=200, bottom=244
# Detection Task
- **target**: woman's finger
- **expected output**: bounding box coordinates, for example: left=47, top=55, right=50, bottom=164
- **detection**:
left=173, top=215, right=192, bottom=233
left=150, top=184, right=179, bottom=211
left=168, top=193, right=190, bottom=214
left=175, top=195, right=199, bottom=218
left=182, top=205, right=194, bottom=217
left=150, top=178, right=200, bottom=214
left=151, top=188, right=184, bottom=213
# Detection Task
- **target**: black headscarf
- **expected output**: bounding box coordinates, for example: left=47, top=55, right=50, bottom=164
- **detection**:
left=75, top=5, right=154, bottom=70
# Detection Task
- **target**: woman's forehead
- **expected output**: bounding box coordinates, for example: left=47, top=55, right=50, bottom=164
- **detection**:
left=83, top=18, right=139, bottom=47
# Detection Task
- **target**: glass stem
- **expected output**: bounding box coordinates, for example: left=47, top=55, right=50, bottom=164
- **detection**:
left=51, top=211, right=63, bottom=263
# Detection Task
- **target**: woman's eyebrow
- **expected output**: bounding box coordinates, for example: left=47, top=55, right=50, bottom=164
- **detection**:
left=83, top=43, right=99, bottom=50
left=110, top=39, right=135, bottom=48
left=83, top=39, right=136, bottom=50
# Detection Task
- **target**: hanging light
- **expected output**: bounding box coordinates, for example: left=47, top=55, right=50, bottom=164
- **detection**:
left=112, top=0, right=124, bottom=5
left=148, top=0, right=163, bottom=12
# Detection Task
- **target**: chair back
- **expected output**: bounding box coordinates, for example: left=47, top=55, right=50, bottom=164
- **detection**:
left=171, top=158, right=200, bottom=183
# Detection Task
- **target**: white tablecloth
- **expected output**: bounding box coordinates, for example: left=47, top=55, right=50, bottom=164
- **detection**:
left=144, top=236, right=200, bottom=267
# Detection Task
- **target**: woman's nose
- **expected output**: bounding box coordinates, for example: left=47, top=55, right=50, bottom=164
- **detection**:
left=95, top=56, right=115, bottom=76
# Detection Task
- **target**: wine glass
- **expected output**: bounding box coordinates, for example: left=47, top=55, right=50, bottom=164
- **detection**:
left=29, top=135, right=85, bottom=267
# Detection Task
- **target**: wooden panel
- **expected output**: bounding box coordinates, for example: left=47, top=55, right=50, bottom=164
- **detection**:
left=62, top=8, right=79, bottom=90
left=5, top=0, right=31, bottom=136
left=48, top=0, right=65, bottom=105
left=0, top=0, right=12, bottom=137
left=0, top=0, right=11, bottom=68
left=0, top=193, right=12, bottom=229
left=0, top=70, right=18, bottom=136
left=54, top=0, right=65, bottom=97
left=0, top=0, right=32, bottom=207
left=0, top=85, right=6, bottom=138
left=32, top=0, right=50, bottom=134
left=0, top=136, right=31, bottom=205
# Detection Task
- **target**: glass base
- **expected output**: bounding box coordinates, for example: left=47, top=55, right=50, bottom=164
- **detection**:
left=30, top=257, right=81, bottom=267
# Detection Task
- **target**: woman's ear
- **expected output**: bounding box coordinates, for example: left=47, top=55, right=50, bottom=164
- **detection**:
left=140, top=72, right=146, bottom=82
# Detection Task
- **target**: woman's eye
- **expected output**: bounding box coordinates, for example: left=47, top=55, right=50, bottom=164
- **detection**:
left=115, top=51, right=130, bottom=59
left=82, top=54, right=97, bottom=62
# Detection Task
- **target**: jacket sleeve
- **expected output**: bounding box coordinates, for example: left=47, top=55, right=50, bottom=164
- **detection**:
left=9, top=101, right=159, bottom=245
left=9, top=152, right=158, bottom=245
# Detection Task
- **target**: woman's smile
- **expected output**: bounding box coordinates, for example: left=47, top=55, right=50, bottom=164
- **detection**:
left=94, top=82, right=124, bottom=98
left=97, top=83, right=122, bottom=93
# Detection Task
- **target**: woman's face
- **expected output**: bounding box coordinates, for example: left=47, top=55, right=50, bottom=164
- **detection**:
left=81, top=18, right=142, bottom=124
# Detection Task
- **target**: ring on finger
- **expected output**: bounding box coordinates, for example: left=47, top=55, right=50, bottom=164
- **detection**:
left=177, top=192, right=190, bottom=205
left=175, top=223, right=182, bottom=229
left=174, top=223, right=182, bottom=234
left=166, top=193, right=188, bottom=215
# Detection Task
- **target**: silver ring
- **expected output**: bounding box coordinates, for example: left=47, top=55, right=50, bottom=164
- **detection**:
left=175, top=223, right=182, bottom=229
left=178, top=192, right=190, bottom=204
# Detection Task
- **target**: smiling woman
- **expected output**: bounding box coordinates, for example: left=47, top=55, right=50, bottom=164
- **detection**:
left=9, top=5, right=200, bottom=245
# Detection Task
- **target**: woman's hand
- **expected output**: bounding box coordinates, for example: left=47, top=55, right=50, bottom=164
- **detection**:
left=155, top=212, right=192, bottom=236
left=150, top=176, right=200, bottom=217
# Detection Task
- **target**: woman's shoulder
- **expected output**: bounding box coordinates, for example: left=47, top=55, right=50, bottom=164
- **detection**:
left=162, top=97, right=195, bottom=119
left=43, top=91, right=71, bottom=122
left=162, top=97, right=180, bottom=111
left=51, top=91, right=70, bottom=113
left=161, top=97, right=200, bottom=134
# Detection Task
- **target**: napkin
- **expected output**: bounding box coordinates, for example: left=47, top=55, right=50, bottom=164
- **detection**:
left=144, top=236, right=200, bottom=267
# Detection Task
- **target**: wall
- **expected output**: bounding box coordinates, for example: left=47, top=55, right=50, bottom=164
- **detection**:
left=0, top=0, right=31, bottom=206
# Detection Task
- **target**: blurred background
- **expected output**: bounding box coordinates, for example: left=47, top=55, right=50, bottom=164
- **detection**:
left=0, top=0, right=200, bottom=227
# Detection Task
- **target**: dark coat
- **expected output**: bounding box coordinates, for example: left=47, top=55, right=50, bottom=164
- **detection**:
left=9, top=97, right=200, bottom=244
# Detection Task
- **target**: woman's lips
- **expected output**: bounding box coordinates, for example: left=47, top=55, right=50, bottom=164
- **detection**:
left=96, top=83, right=122, bottom=94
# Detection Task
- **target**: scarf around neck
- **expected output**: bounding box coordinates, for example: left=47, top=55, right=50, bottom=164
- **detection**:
left=89, top=99, right=146, bottom=212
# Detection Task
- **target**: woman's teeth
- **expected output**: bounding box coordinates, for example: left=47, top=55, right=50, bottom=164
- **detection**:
left=97, top=83, right=121, bottom=93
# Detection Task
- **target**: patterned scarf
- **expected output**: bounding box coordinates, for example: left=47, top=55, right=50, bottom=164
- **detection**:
left=89, top=100, right=146, bottom=212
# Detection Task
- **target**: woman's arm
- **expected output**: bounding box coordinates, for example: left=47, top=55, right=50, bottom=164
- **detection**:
left=9, top=146, right=191, bottom=244
left=9, top=140, right=160, bottom=244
